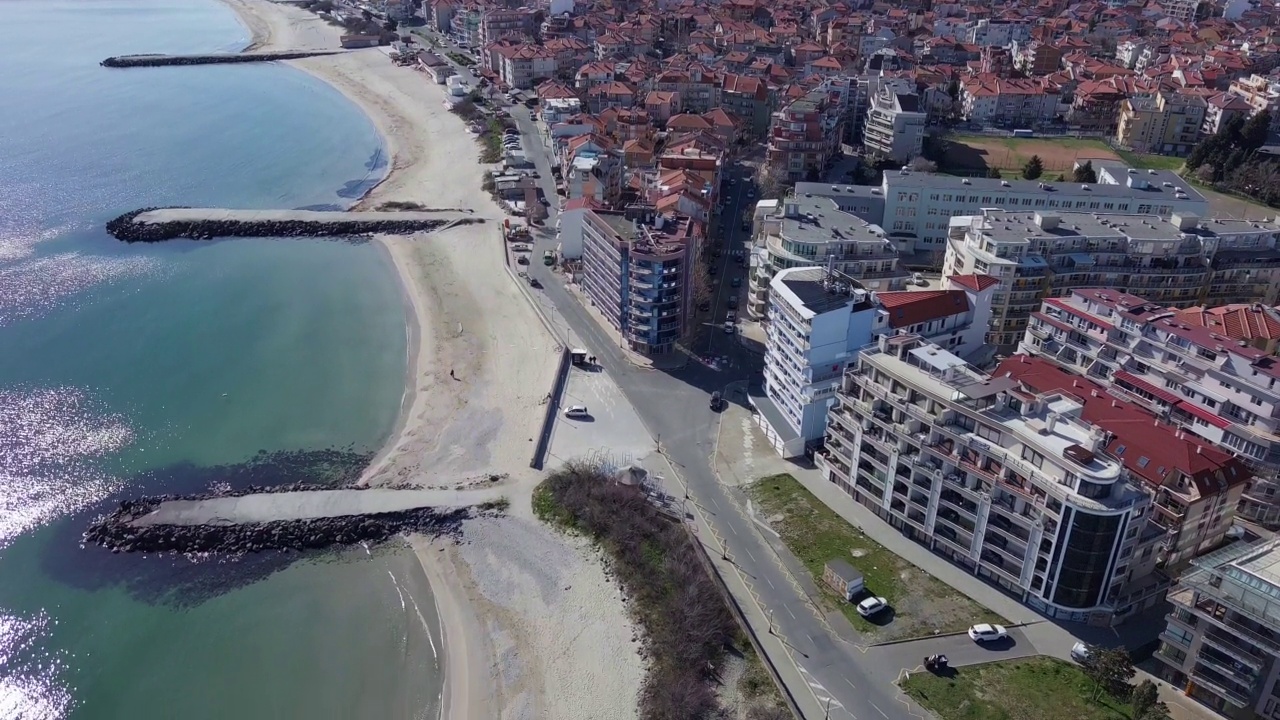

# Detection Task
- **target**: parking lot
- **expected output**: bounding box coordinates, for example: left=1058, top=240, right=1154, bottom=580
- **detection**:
left=547, top=363, right=657, bottom=467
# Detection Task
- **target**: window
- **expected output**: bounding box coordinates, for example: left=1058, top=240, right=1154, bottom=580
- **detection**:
left=977, top=424, right=1001, bottom=442
left=1164, top=626, right=1193, bottom=646
left=1022, top=446, right=1045, bottom=468
left=1137, top=456, right=1150, bottom=468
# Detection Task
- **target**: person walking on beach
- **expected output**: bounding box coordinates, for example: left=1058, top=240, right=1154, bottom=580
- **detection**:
left=450, top=368, right=456, bottom=380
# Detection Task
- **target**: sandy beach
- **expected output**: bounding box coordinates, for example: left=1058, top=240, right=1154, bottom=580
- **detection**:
left=218, top=1, right=645, bottom=719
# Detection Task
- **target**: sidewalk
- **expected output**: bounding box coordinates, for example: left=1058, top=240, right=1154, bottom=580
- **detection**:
left=561, top=281, right=689, bottom=371
left=652, top=452, right=828, bottom=720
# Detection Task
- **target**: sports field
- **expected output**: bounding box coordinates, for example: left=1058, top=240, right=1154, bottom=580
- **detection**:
left=942, top=134, right=1120, bottom=174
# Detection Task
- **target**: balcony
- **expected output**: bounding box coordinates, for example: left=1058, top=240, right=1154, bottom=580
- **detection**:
left=936, top=507, right=976, bottom=534
left=980, top=550, right=1024, bottom=585
left=987, top=513, right=1031, bottom=543
left=1200, top=628, right=1268, bottom=671
left=1190, top=666, right=1253, bottom=708
left=983, top=532, right=1028, bottom=564
left=940, top=490, right=978, bottom=517
left=935, top=524, right=972, bottom=555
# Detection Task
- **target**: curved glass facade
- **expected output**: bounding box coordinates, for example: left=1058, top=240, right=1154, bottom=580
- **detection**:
left=1051, top=508, right=1124, bottom=609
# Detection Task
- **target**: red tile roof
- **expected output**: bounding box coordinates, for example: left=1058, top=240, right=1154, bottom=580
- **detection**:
left=875, top=290, right=970, bottom=329
left=995, top=355, right=1248, bottom=494
left=947, top=274, right=999, bottom=292
left=1174, top=304, right=1280, bottom=344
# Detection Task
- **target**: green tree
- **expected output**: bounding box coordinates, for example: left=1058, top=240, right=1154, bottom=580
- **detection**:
left=1139, top=701, right=1173, bottom=720
left=1081, top=645, right=1135, bottom=701
left=360, top=7, right=372, bottom=20
left=384, top=18, right=399, bottom=32
left=987, top=168, right=1002, bottom=178
left=1131, top=679, right=1159, bottom=719
left=1056, top=173, right=1066, bottom=181
left=1022, top=154, right=1044, bottom=180
left=1242, top=110, right=1272, bottom=151
left=1072, top=160, right=1097, bottom=183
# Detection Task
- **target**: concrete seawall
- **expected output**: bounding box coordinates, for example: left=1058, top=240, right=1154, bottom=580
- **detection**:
left=107, top=207, right=482, bottom=242
left=101, top=50, right=344, bottom=68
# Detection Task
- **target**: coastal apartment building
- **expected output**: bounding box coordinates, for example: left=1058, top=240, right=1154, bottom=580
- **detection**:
left=755, top=268, right=993, bottom=457
left=1156, top=539, right=1280, bottom=717
left=480, top=7, right=538, bottom=45
left=578, top=207, right=700, bottom=355
left=1116, top=92, right=1206, bottom=156
left=818, top=333, right=1168, bottom=626
left=997, top=353, right=1249, bottom=569
left=746, top=189, right=909, bottom=323
left=1016, top=283, right=1280, bottom=527
left=959, top=18, right=1031, bottom=47
left=862, top=80, right=927, bottom=165
left=795, top=165, right=1211, bottom=256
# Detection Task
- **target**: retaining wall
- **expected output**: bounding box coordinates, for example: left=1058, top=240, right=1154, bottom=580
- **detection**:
left=530, top=347, right=572, bottom=470
left=689, top=524, right=806, bottom=720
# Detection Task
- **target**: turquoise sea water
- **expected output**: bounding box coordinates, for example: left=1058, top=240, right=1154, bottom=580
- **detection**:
left=0, top=1, right=441, bottom=718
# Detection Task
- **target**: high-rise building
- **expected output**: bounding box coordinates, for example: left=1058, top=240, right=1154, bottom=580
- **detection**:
left=1157, top=539, right=1280, bottom=717
left=818, top=333, right=1168, bottom=625
left=862, top=79, right=927, bottom=164
left=755, top=268, right=993, bottom=457
left=578, top=207, right=700, bottom=355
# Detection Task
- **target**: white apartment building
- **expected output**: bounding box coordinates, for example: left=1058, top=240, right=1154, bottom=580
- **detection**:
left=819, top=333, right=1168, bottom=625
left=960, top=18, right=1031, bottom=47
left=941, top=209, right=1263, bottom=348
left=998, top=352, right=1250, bottom=570
left=756, top=268, right=994, bottom=457
left=799, top=164, right=1210, bottom=255
left=1157, top=539, right=1280, bottom=717
left=746, top=190, right=908, bottom=322
left=1228, top=74, right=1280, bottom=131
left=1018, top=281, right=1280, bottom=527
left=862, top=80, right=927, bottom=165
left=758, top=269, right=877, bottom=457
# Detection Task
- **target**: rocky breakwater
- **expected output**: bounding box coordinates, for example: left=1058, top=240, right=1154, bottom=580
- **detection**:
left=106, top=207, right=482, bottom=242
left=83, top=483, right=503, bottom=555
left=101, top=51, right=344, bottom=68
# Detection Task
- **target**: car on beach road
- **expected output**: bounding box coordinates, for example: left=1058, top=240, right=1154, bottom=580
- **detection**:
left=1070, top=642, right=1091, bottom=663
left=967, top=623, right=1008, bottom=643
left=856, top=596, right=888, bottom=617
left=563, top=405, right=589, bottom=419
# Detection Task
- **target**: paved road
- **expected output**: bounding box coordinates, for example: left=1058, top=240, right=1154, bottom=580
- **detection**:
left=498, top=98, right=903, bottom=720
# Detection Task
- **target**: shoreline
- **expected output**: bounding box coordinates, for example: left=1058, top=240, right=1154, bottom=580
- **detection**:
left=215, top=2, right=645, bottom=719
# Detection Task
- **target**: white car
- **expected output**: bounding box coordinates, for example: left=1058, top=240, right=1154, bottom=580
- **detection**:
left=563, top=405, right=589, bottom=419
left=967, top=623, right=1008, bottom=643
left=912, top=272, right=926, bottom=286
left=856, top=596, right=888, bottom=617
left=723, top=321, right=735, bottom=334
left=1071, top=642, right=1090, bottom=662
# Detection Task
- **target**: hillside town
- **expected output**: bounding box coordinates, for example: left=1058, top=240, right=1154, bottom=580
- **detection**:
left=328, top=0, right=1280, bottom=716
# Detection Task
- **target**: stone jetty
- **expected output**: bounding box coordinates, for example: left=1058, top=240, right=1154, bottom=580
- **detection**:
left=84, top=483, right=508, bottom=555
left=107, top=207, right=481, bottom=242
left=101, top=50, right=344, bottom=68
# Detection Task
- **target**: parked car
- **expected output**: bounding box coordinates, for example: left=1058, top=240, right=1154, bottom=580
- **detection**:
left=731, top=277, right=742, bottom=288
left=912, top=272, right=926, bottom=286
left=726, top=310, right=737, bottom=322
left=742, top=221, right=751, bottom=231
left=967, top=623, right=1008, bottom=643
left=727, top=296, right=738, bottom=309
left=723, top=321, right=735, bottom=334
left=710, top=391, right=723, bottom=410
left=698, top=300, right=711, bottom=311
left=1070, top=642, right=1090, bottom=663
left=563, top=405, right=589, bottom=419
left=856, top=596, right=888, bottom=617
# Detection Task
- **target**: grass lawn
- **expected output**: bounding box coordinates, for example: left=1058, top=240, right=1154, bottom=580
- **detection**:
left=902, top=657, right=1130, bottom=720
left=748, top=474, right=1004, bottom=640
